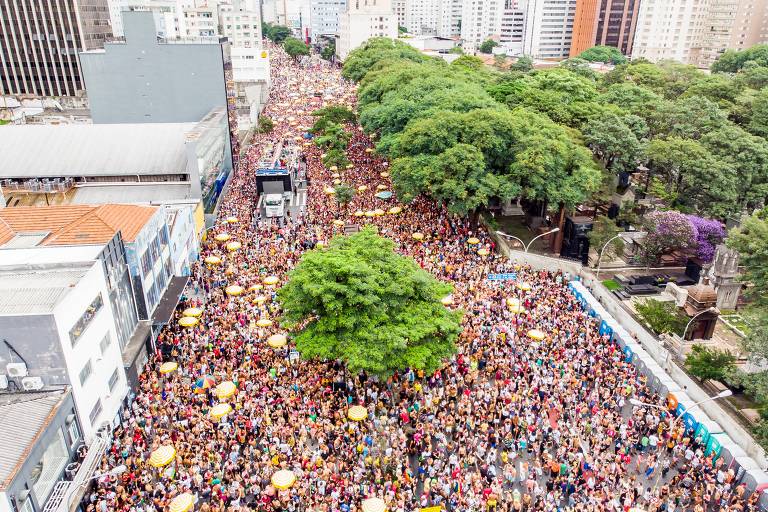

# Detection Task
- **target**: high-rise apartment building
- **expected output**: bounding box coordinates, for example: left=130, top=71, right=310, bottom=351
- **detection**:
left=394, top=0, right=407, bottom=28
left=631, top=0, right=709, bottom=63
left=460, top=0, right=505, bottom=50
left=499, top=0, right=525, bottom=53
left=689, top=0, right=768, bottom=67
left=219, top=0, right=263, bottom=47
left=0, top=0, right=112, bottom=96
left=404, top=0, right=459, bottom=36
left=336, top=0, right=397, bottom=60
left=569, top=0, right=639, bottom=57
left=520, top=0, right=577, bottom=59
left=310, top=0, right=348, bottom=36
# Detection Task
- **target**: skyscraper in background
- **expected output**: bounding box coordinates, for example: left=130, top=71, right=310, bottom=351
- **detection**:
left=689, top=0, right=768, bottom=67
left=520, top=0, right=577, bottom=59
left=0, top=0, right=112, bottom=96
left=630, top=0, right=708, bottom=63
left=569, top=0, right=638, bottom=57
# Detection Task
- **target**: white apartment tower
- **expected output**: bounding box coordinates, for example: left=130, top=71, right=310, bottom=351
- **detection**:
left=336, top=0, right=398, bottom=60
left=310, top=0, right=348, bottom=37
left=403, top=0, right=460, bottom=36
left=460, top=0, right=505, bottom=50
left=394, top=0, right=407, bottom=28
left=631, top=0, right=709, bottom=63
left=689, top=0, right=768, bottom=67
left=499, top=0, right=525, bottom=54
left=219, top=0, right=263, bottom=47
left=520, top=0, right=577, bottom=59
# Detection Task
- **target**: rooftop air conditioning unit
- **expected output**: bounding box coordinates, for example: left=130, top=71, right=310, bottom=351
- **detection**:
left=22, top=376, right=44, bottom=391
left=0, top=375, right=7, bottom=390
left=6, top=363, right=28, bottom=377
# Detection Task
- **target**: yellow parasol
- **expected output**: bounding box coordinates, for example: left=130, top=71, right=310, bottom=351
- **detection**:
left=226, top=241, right=242, bottom=252
left=168, top=493, right=195, bottom=512
left=509, top=304, right=527, bottom=314
left=441, top=296, right=453, bottom=306
left=376, top=184, right=387, bottom=191
left=215, top=381, right=237, bottom=400
left=362, top=497, right=386, bottom=512
left=374, top=209, right=385, bottom=216
left=253, top=295, right=268, bottom=304
left=329, top=165, right=338, bottom=171
left=159, top=362, right=178, bottom=374
left=348, top=405, right=368, bottom=421
left=178, top=316, right=199, bottom=328
left=477, top=248, right=490, bottom=256
left=183, top=307, right=203, bottom=317
left=467, top=237, right=480, bottom=245
left=388, top=207, right=402, bottom=214
left=506, top=297, right=520, bottom=306
left=257, top=318, right=273, bottom=328
left=412, top=232, right=424, bottom=241
left=365, top=211, right=375, bottom=217
left=357, top=185, right=368, bottom=192
left=354, top=210, right=365, bottom=217
left=264, top=276, right=279, bottom=286
left=271, top=469, right=297, bottom=490
left=149, top=445, right=176, bottom=467
left=226, top=216, right=239, bottom=224
left=528, top=329, right=546, bottom=341
left=249, top=284, right=264, bottom=292
left=380, top=172, right=389, bottom=178
left=209, top=403, right=233, bottom=420
left=204, top=256, right=222, bottom=265
left=324, top=187, right=336, bottom=195
left=365, top=148, right=373, bottom=153
left=215, top=233, right=230, bottom=242
left=333, top=179, right=342, bottom=185
left=518, top=282, right=532, bottom=292
left=225, top=285, right=244, bottom=296
left=346, top=164, right=354, bottom=169
left=333, top=219, right=345, bottom=226
left=267, top=334, right=287, bottom=348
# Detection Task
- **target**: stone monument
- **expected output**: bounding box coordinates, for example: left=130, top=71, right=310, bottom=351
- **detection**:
left=709, top=244, right=742, bottom=310
left=683, top=277, right=719, bottom=340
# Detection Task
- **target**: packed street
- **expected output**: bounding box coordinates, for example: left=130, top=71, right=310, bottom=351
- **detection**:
left=86, top=45, right=759, bottom=512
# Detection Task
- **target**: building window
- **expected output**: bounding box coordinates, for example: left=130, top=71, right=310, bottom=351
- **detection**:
left=19, top=498, right=34, bottom=512
left=79, top=360, right=92, bottom=386
left=67, top=420, right=81, bottom=447
left=69, top=294, right=104, bottom=346
left=108, top=368, right=120, bottom=393
left=89, top=399, right=103, bottom=426
left=31, top=429, right=68, bottom=504
left=99, top=333, right=112, bottom=355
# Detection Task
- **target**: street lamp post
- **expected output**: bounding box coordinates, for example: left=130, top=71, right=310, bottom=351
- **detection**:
left=629, top=389, right=732, bottom=491
left=595, top=233, right=627, bottom=280
left=496, top=227, right=560, bottom=253
left=677, top=306, right=718, bottom=361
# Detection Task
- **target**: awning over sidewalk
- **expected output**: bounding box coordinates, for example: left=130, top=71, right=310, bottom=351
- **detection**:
left=150, top=275, right=190, bottom=326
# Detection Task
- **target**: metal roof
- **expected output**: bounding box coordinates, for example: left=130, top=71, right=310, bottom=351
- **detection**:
left=0, top=265, right=92, bottom=315
left=70, top=183, right=196, bottom=205
left=0, top=123, right=196, bottom=178
left=0, top=390, right=68, bottom=489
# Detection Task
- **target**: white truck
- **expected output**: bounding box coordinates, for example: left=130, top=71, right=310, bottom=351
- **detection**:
left=264, top=193, right=285, bottom=218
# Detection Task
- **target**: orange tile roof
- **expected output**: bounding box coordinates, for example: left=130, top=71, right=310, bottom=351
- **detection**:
left=0, top=204, right=159, bottom=247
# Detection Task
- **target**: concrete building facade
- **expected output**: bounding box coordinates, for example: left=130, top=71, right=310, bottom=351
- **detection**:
left=460, top=0, right=505, bottom=51
left=569, top=0, right=639, bottom=57
left=0, top=0, right=112, bottom=96
left=631, top=0, right=709, bottom=63
left=311, top=0, right=348, bottom=37
left=689, top=0, right=768, bottom=68
left=520, top=0, right=577, bottom=59
left=336, top=0, right=398, bottom=61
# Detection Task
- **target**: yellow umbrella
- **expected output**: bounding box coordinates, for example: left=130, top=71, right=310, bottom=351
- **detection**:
left=380, top=172, right=389, bottom=178
left=271, top=469, right=297, bottom=490
left=226, top=216, right=239, bottom=224
left=226, top=285, right=244, bottom=296
left=412, top=232, right=424, bottom=241
left=268, top=334, right=287, bottom=348
left=509, top=304, right=527, bottom=314
left=333, top=219, right=345, bottom=226
left=215, top=233, right=231, bottom=242
left=254, top=295, right=268, bottom=304
left=388, top=207, right=402, bottom=214
left=257, top=318, right=273, bottom=328
left=159, top=362, right=178, bottom=374
left=441, top=296, right=453, bottom=306
left=226, top=241, right=242, bottom=252
left=357, top=185, right=368, bottom=192
left=149, top=445, right=176, bottom=467
left=264, top=276, right=279, bottom=286
left=329, top=165, right=338, bottom=171
left=204, top=256, right=222, bottom=265
left=178, top=316, right=199, bottom=328
left=376, top=184, right=387, bottom=191
left=169, top=493, right=195, bottom=512
left=467, top=237, right=481, bottom=245
left=374, top=209, right=385, bottom=216
left=362, top=498, right=386, bottom=512
left=518, top=282, right=532, bottom=291
left=183, top=307, right=203, bottom=317
left=528, top=329, right=546, bottom=341
left=365, top=148, right=373, bottom=153
left=477, top=248, right=490, bottom=256
left=348, top=405, right=368, bottom=421
left=506, top=297, right=520, bottom=306
left=365, top=211, right=375, bottom=217
left=346, top=164, right=354, bottom=169
left=209, top=403, right=233, bottom=420
left=215, top=381, right=237, bottom=399
left=333, top=179, right=342, bottom=185
left=354, top=210, right=365, bottom=217
left=324, top=187, right=336, bottom=195
left=249, top=284, right=264, bottom=292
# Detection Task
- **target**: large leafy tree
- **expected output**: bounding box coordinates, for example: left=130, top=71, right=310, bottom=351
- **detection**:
left=342, top=37, right=428, bottom=82
left=712, top=45, right=768, bottom=73
left=640, top=210, right=697, bottom=264
left=582, top=112, right=644, bottom=174
left=278, top=228, right=462, bottom=377
left=262, top=22, right=291, bottom=43
left=577, top=45, right=627, bottom=65
left=727, top=210, right=768, bottom=307
left=283, top=37, right=309, bottom=59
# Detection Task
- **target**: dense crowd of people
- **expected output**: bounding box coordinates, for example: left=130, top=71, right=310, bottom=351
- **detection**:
left=86, top=44, right=761, bottom=512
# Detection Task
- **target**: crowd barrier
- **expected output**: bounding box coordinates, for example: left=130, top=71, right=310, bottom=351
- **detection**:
left=568, top=280, right=768, bottom=504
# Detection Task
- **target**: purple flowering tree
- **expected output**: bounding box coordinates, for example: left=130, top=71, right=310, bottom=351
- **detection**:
left=687, top=215, right=727, bottom=263
left=641, top=210, right=698, bottom=264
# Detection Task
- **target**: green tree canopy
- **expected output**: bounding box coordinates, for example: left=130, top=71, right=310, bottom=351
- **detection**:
left=727, top=210, right=768, bottom=307
left=262, top=22, right=291, bottom=43
left=582, top=112, right=645, bottom=175
left=685, top=344, right=737, bottom=381
left=712, top=45, right=768, bottom=73
left=283, top=37, right=310, bottom=59
left=577, top=45, right=627, bottom=64
left=479, top=39, right=499, bottom=54
left=277, top=228, right=462, bottom=377
left=342, top=38, right=428, bottom=82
